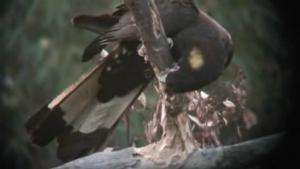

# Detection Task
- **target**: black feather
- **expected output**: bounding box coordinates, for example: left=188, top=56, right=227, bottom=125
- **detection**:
left=72, top=14, right=117, bottom=34
left=57, top=128, right=111, bottom=162
left=25, top=106, right=71, bottom=146
left=81, top=35, right=111, bottom=62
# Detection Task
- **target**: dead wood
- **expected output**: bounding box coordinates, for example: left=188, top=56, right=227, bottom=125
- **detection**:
left=53, top=133, right=284, bottom=169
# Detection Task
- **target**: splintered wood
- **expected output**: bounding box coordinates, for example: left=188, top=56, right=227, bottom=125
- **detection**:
left=124, top=0, right=199, bottom=166
left=136, top=91, right=199, bottom=167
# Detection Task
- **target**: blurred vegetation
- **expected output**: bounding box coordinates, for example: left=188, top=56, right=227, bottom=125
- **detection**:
left=0, top=0, right=290, bottom=168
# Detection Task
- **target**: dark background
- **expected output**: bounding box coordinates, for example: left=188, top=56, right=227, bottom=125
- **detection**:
left=0, top=0, right=298, bottom=168
left=267, top=0, right=298, bottom=168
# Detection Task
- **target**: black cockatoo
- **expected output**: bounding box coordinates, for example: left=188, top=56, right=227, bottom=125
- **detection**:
left=26, top=0, right=233, bottom=162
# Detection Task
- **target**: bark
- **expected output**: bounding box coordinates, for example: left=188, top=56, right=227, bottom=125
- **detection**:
left=124, top=0, right=173, bottom=72
left=53, top=133, right=284, bottom=169
left=124, top=0, right=199, bottom=166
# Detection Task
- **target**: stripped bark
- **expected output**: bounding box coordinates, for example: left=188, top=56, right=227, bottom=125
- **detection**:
left=124, top=0, right=173, bottom=72
left=124, top=0, right=199, bottom=166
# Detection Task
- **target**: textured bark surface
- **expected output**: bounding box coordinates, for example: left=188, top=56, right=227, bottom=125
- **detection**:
left=124, top=0, right=174, bottom=72
left=124, top=0, right=199, bottom=166
left=53, top=133, right=284, bottom=169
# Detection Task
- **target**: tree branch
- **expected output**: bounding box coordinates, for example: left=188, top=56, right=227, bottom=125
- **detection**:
left=124, top=0, right=173, bottom=73
left=52, top=133, right=284, bottom=169
left=122, top=0, right=200, bottom=166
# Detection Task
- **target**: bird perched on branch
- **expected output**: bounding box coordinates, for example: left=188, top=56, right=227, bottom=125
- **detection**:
left=26, top=0, right=233, bottom=162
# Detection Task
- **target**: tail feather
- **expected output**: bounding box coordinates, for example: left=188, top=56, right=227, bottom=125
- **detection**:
left=57, top=128, right=110, bottom=162
left=25, top=106, right=69, bottom=146
left=25, top=45, right=152, bottom=161
left=26, top=60, right=105, bottom=146
left=56, top=85, right=145, bottom=162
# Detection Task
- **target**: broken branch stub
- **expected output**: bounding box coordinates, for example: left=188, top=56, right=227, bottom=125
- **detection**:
left=124, top=0, right=199, bottom=166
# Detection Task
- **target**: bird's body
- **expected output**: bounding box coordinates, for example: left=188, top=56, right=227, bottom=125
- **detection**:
left=26, top=0, right=233, bottom=162
left=75, top=0, right=233, bottom=92
left=167, top=10, right=233, bottom=92
left=75, top=0, right=200, bottom=62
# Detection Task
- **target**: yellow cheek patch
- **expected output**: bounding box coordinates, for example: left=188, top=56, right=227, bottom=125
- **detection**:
left=188, top=47, right=205, bottom=70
